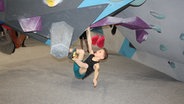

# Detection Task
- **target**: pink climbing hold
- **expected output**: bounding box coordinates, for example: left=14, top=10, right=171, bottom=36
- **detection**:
left=97, top=36, right=105, bottom=48
left=92, top=35, right=99, bottom=45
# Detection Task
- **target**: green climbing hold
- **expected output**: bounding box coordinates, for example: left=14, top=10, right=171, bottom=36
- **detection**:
left=150, top=10, right=166, bottom=20
left=160, top=44, right=168, bottom=51
left=180, top=33, right=184, bottom=40
left=168, top=61, right=176, bottom=69
left=130, top=0, right=146, bottom=6
left=150, top=25, right=162, bottom=33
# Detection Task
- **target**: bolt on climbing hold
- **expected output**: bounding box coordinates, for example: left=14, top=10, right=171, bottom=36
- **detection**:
left=160, top=44, right=168, bottom=51
left=180, top=33, right=184, bottom=40
left=168, top=61, right=176, bottom=69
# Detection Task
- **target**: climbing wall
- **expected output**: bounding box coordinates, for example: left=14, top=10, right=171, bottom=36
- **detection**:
left=1, top=0, right=184, bottom=82
left=115, top=0, right=184, bottom=81
left=0, top=0, right=135, bottom=57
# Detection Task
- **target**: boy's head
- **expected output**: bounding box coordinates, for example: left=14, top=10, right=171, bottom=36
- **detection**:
left=94, top=48, right=108, bottom=61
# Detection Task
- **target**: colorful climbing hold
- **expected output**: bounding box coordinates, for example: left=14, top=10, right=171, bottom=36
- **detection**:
left=45, top=39, right=51, bottom=46
left=97, top=36, right=105, bottom=48
left=180, top=33, right=184, bottom=40
left=160, top=44, right=168, bottom=51
left=119, top=38, right=136, bottom=58
left=150, top=25, right=162, bottom=33
left=92, top=35, right=99, bottom=45
left=91, top=35, right=105, bottom=48
left=130, top=0, right=146, bottom=6
left=168, top=61, right=176, bottom=69
left=50, top=21, right=73, bottom=59
left=18, top=16, right=42, bottom=32
left=111, top=25, right=117, bottom=35
left=43, top=0, right=63, bottom=7
left=150, top=10, right=166, bottom=20
left=135, top=30, right=148, bottom=43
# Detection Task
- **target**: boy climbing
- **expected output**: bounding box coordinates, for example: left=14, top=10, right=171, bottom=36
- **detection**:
left=68, top=27, right=108, bottom=87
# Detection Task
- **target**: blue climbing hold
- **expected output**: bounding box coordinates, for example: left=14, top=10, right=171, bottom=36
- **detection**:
left=45, top=39, right=51, bottom=46
left=150, top=10, right=166, bottom=20
left=119, top=38, right=136, bottom=58
left=180, top=33, right=184, bottom=40
left=160, top=44, right=168, bottom=51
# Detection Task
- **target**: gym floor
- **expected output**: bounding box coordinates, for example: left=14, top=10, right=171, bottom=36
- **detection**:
left=0, top=38, right=184, bottom=104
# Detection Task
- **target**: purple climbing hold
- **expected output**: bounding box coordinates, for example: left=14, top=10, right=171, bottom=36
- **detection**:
left=90, top=16, right=152, bottom=44
left=90, top=16, right=119, bottom=28
left=120, top=17, right=151, bottom=30
left=135, top=30, right=148, bottom=43
left=0, top=0, right=5, bottom=12
left=18, top=16, right=42, bottom=32
left=91, top=16, right=151, bottom=30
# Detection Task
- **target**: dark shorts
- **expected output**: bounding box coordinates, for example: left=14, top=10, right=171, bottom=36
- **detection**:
left=73, top=62, right=85, bottom=79
left=79, top=31, right=87, bottom=39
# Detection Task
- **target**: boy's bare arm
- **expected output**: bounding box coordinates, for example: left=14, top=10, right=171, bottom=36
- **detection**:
left=86, top=27, right=94, bottom=54
left=93, top=64, right=100, bottom=87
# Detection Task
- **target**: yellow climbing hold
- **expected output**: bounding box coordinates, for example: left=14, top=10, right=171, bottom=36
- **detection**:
left=46, top=0, right=55, bottom=7
left=44, top=0, right=63, bottom=7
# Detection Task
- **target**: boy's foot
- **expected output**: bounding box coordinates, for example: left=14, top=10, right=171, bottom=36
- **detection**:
left=68, top=48, right=77, bottom=60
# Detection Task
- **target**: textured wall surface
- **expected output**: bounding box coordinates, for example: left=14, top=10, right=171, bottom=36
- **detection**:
left=115, top=0, right=184, bottom=81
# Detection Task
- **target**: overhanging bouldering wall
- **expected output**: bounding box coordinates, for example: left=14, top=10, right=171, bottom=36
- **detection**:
left=0, top=0, right=108, bottom=58
left=0, top=0, right=136, bottom=58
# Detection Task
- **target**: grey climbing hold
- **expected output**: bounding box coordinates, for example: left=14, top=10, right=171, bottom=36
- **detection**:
left=50, top=21, right=74, bottom=59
